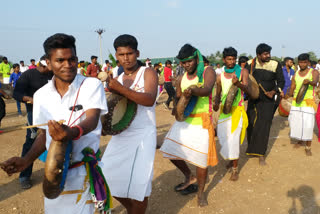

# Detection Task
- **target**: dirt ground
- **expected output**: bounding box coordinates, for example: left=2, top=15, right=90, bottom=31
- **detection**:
left=1, top=94, right=320, bottom=214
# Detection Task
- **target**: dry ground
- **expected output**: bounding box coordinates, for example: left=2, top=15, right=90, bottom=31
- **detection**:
left=1, top=95, right=320, bottom=214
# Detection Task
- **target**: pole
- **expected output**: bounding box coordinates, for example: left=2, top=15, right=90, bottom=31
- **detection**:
left=99, top=34, right=103, bottom=65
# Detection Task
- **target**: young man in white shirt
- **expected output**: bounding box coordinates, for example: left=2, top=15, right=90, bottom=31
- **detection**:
left=1, top=33, right=108, bottom=214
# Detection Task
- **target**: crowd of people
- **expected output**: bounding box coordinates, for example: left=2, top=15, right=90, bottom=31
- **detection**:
left=0, top=33, right=319, bottom=214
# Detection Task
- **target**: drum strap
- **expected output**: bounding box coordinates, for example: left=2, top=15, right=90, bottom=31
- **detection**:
left=60, top=79, right=86, bottom=191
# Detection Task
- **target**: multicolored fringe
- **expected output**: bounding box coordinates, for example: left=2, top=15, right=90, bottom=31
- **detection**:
left=76, top=148, right=113, bottom=213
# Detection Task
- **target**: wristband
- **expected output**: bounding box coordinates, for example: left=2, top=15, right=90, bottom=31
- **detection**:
left=72, top=125, right=83, bottom=140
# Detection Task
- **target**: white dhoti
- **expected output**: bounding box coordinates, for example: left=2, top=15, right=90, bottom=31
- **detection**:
left=45, top=166, right=94, bottom=214
left=101, top=126, right=156, bottom=201
left=289, top=106, right=315, bottom=141
left=3, top=77, right=9, bottom=84
left=160, top=121, right=209, bottom=168
left=217, top=116, right=243, bottom=160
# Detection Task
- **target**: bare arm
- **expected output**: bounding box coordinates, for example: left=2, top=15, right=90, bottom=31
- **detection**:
left=307, top=69, right=319, bottom=86
left=213, top=75, right=222, bottom=111
left=234, top=68, right=249, bottom=93
left=191, top=66, right=216, bottom=97
left=0, top=129, right=46, bottom=176
left=108, top=68, right=158, bottom=106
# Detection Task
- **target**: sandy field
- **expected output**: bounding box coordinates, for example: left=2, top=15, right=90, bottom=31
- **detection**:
left=1, top=94, right=320, bottom=214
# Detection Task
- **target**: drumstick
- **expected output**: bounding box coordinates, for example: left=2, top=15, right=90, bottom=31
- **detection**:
left=156, top=91, right=164, bottom=103
left=21, top=120, right=66, bottom=129
left=259, top=83, right=267, bottom=94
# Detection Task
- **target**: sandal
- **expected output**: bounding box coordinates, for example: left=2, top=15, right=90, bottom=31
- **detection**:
left=180, top=184, right=198, bottom=195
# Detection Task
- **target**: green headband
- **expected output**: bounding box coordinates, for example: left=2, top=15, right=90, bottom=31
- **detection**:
left=180, top=49, right=204, bottom=82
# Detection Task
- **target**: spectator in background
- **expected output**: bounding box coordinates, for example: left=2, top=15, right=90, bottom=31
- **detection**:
left=86, top=55, right=101, bottom=78
left=0, top=57, right=11, bottom=84
left=282, top=57, right=295, bottom=95
left=102, top=60, right=112, bottom=72
left=148, top=62, right=152, bottom=68
left=19, top=61, right=29, bottom=73
left=203, top=56, right=210, bottom=67
left=175, top=61, right=185, bottom=76
left=77, top=60, right=87, bottom=76
left=238, top=56, right=249, bottom=68
left=0, top=81, right=10, bottom=133
left=310, top=61, right=317, bottom=69
left=163, top=60, right=175, bottom=110
left=28, top=59, right=36, bottom=69
left=13, top=56, right=53, bottom=189
left=215, top=63, right=223, bottom=76
left=316, top=59, right=320, bottom=70
left=9, top=64, right=23, bottom=116
left=145, top=57, right=151, bottom=66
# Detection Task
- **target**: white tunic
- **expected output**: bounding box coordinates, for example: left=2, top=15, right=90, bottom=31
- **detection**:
left=101, top=66, right=157, bottom=201
left=33, top=74, right=108, bottom=214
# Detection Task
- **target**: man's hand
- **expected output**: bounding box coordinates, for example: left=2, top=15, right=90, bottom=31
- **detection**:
left=280, top=91, right=284, bottom=98
left=265, top=90, right=276, bottom=99
left=232, top=74, right=240, bottom=86
left=0, top=157, right=29, bottom=176
left=183, top=88, right=192, bottom=98
left=303, top=79, right=310, bottom=85
left=107, top=74, right=123, bottom=92
left=213, top=102, right=220, bottom=111
left=48, top=120, right=76, bottom=142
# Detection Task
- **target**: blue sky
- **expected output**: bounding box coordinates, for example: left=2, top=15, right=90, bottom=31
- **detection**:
left=1, top=0, right=319, bottom=64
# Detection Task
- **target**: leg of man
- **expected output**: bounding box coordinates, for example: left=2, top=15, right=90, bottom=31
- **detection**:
left=164, top=82, right=175, bottom=107
left=305, top=141, right=312, bottom=156
left=170, top=160, right=196, bottom=190
left=115, top=197, right=148, bottom=214
left=229, top=159, right=239, bottom=181
left=0, top=96, right=5, bottom=127
left=196, top=167, right=208, bottom=207
left=16, top=100, right=22, bottom=115
left=19, top=110, right=36, bottom=188
left=316, top=103, right=320, bottom=142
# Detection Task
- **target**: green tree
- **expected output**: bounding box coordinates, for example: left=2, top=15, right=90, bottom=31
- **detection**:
left=308, top=51, right=318, bottom=62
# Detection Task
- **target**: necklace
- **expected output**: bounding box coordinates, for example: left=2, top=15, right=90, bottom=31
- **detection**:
left=124, top=65, right=140, bottom=76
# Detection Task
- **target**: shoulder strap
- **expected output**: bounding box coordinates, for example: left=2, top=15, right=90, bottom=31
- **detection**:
left=250, top=58, right=256, bottom=75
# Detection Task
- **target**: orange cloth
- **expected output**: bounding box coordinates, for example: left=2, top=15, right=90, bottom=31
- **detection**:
left=189, top=112, right=218, bottom=167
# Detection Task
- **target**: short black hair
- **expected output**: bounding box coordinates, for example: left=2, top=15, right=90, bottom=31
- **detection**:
left=105, top=60, right=109, bottom=63
left=284, top=57, right=293, bottom=63
left=165, top=60, right=172, bottom=65
left=3, top=57, right=7, bottom=61
left=113, top=34, right=138, bottom=51
left=12, top=63, right=19, bottom=69
left=43, top=33, right=76, bottom=58
left=91, top=55, right=98, bottom=60
left=79, top=60, right=84, bottom=63
left=20, top=60, right=24, bottom=63
left=223, top=47, right=237, bottom=58
left=238, top=56, right=249, bottom=64
left=298, top=53, right=310, bottom=61
left=40, top=55, right=46, bottom=61
left=311, top=61, right=317, bottom=67
left=30, top=59, right=35, bottom=62
left=176, top=44, right=197, bottom=60
left=256, top=43, right=272, bottom=55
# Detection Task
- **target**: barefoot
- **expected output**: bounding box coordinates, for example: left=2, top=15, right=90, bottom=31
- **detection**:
left=294, top=141, right=303, bottom=149
left=305, top=148, right=312, bottom=156
left=226, top=161, right=233, bottom=169
left=229, top=168, right=239, bottom=181
left=197, top=193, right=208, bottom=207
left=259, top=156, right=266, bottom=166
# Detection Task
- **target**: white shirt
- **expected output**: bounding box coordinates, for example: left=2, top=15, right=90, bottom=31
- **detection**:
left=20, top=65, right=29, bottom=73
left=215, top=67, right=223, bottom=75
left=316, top=64, right=320, bottom=70
left=33, top=74, right=108, bottom=162
left=112, top=66, right=119, bottom=78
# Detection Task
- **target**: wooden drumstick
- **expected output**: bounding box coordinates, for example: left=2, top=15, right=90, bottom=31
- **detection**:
left=22, top=120, right=65, bottom=129
left=259, top=83, right=267, bottom=94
